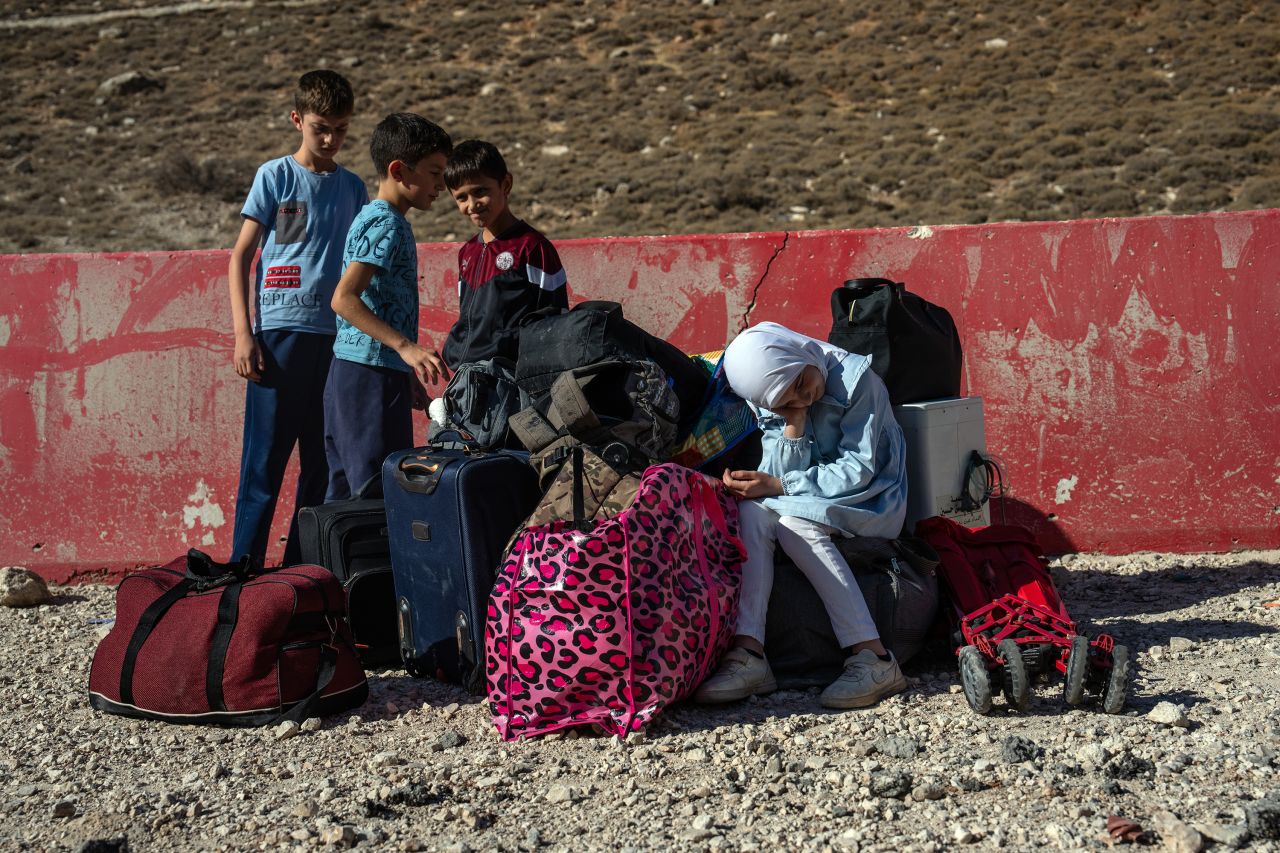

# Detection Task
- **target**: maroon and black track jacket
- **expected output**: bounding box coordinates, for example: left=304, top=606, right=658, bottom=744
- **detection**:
left=441, top=220, right=568, bottom=367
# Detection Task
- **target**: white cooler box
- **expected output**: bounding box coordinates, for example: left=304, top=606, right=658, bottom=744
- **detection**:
left=892, top=396, right=990, bottom=531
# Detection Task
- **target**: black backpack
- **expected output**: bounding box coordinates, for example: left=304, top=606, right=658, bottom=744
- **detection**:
left=436, top=357, right=529, bottom=450
left=516, top=301, right=708, bottom=436
left=828, top=278, right=963, bottom=405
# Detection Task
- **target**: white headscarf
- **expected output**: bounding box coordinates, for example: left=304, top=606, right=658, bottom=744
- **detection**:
left=722, top=322, right=847, bottom=408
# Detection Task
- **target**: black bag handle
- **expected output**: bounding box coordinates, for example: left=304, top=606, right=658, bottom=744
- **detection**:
left=184, top=549, right=257, bottom=591
left=842, top=277, right=898, bottom=290
left=428, top=428, right=482, bottom=452
left=832, top=278, right=901, bottom=323
left=119, top=576, right=197, bottom=706
left=571, top=445, right=590, bottom=532
left=276, top=644, right=340, bottom=725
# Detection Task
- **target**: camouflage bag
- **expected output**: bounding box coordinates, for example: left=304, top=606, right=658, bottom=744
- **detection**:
left=523, top=445, right=643, bottom=529
left=508, top=359, right=680, bottom=527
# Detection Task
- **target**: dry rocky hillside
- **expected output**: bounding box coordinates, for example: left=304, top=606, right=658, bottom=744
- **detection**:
left=2, top=0, right=1278, bottom=254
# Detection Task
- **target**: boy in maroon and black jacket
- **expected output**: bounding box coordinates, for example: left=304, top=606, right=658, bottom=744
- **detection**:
left=440, top=140, right=568, bottom=369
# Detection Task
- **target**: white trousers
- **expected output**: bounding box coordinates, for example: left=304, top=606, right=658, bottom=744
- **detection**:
left=735, top=499, right=880, bottom=648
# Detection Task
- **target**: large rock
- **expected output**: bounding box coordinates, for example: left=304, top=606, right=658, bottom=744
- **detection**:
left=1, top=567, right=51, bottom=608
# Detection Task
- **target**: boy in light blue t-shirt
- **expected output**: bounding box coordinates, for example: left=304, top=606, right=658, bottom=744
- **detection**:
left=323, top=113, right=453, bottom=501
left=226, top=70, right=367, bottom=566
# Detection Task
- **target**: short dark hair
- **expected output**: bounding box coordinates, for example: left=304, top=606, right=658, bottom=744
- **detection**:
left=294, top=70, right=354, bottom=118
left=444, top=140, right=509, bottom=189
left=369, top=113, right=453, bottom=177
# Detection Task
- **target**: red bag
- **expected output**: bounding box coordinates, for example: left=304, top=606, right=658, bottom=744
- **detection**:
left=915, top=516, right=1065, bottom=620
left=89, top=550, right=368, bottom=725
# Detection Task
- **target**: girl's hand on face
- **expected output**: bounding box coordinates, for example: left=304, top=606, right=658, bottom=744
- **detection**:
left=773, top=403, right=808, bottom=431
left=721, top=469, right=784, bottom=499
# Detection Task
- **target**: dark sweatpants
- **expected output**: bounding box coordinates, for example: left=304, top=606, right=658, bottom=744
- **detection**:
left=322, top=357, right=415, bottom=502
left=230, top=329, right=333, bottom=567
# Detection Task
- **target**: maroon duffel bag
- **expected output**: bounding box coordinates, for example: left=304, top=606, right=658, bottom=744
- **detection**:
left=89, top=550, right=368, bottom=725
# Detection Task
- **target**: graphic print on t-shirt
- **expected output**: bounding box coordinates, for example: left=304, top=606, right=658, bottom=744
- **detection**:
left=264, top=265, right=302, bottom=288
left=275, top=199, right=308, bottom=245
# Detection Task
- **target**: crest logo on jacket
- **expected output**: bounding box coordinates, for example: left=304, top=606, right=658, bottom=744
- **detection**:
left=496, top=251, right=515, bottom=271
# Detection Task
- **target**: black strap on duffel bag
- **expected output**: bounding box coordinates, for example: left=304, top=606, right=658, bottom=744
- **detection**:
left=828, top=278, right=963, bottom=405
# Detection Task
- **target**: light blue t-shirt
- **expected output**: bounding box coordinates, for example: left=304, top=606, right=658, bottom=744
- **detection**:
left=333, top=199, right=419, bottom=372
left=241, top=155, right=368, bottom=334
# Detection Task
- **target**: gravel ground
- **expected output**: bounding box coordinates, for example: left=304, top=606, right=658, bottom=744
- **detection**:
left=3, top=549, right=1278, bottom=853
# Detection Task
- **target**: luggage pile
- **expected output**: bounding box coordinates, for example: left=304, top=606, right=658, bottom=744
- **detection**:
left=87, top=282, right=1127, bottom=734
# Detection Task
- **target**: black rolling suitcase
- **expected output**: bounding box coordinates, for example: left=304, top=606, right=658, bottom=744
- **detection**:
left=382, top=439, right=541, bottom=693
left=296, top=477, right=399, bottom=667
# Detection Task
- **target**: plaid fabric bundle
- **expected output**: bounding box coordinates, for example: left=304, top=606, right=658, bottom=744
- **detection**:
left=669, top=351, right=758, bottom=471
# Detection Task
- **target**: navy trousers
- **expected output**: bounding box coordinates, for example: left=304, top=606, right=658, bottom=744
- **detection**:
left=323, top=357, right=415, bottom=502
left=230, top=329, right=333, bottom=566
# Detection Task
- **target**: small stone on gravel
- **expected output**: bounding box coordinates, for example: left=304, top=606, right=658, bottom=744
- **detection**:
left=1153, top=811, right=1204, bottom=853
left=1000, top=735, right=1043, bottom=763
left=438, top=730, right=466, bottom=749
left=1148, top=701, right=1191, bottom=727
left=272, top=720, right=300, bottom=741
left=546, top=784, right=575, bottom=803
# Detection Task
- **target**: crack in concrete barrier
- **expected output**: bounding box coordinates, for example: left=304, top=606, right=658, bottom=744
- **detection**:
left=738, top=231, right=789, bottom=333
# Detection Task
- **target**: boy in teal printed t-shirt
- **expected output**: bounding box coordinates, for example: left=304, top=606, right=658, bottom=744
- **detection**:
left=323, top=112, right=452, bottom=501
left=226, top=69, right=367, bottom=567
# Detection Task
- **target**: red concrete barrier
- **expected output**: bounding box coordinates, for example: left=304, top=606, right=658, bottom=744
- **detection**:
left=2, top=211, right=1277, bottom=581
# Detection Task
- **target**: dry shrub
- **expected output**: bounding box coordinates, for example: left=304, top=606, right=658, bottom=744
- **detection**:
left=150, top=153, right=247, bottom=203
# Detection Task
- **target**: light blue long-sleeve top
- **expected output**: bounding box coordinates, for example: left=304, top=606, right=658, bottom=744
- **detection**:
left=749, top=351, right=908, bottom=538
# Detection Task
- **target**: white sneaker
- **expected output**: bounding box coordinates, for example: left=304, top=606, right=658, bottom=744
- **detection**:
left=820, top=649, right=907, bottom=709
left=693, top=647, right=777, bottom=704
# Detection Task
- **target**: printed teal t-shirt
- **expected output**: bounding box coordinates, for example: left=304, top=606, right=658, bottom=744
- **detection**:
left=333, top=200, right=419, bottom=372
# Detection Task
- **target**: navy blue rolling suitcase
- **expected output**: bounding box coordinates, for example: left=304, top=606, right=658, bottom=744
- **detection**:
left=382, top=442, right=540, bottom=693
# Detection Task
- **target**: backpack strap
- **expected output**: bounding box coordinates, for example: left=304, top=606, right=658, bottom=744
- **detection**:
left=508, top=407, right=560, bottom=454
left=546, top=369, right=601, bottom=436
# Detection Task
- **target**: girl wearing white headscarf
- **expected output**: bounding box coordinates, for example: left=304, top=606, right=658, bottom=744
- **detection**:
left=694, top=322, right=909, bottom=709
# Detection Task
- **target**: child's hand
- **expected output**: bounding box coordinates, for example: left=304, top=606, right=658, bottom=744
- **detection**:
left=233, top=333, right=264, bottom=382
left=721, top=469, right=784, bottom=499
left=397, top=341, right=450, bottom=386
left=773, top=403, right=808, bottom=434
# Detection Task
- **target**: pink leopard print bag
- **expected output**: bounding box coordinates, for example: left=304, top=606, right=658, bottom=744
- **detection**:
left=485, top=464, right=745, bottom=740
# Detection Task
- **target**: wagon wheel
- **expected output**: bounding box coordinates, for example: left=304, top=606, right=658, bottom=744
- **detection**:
left=1100, top=644, right=1133, bottom=715
left=1063, top=634, right=1090, bottom=707
left=998, top=639, right=1030, bottom=711
left=958, top=645, right=993, bottom=715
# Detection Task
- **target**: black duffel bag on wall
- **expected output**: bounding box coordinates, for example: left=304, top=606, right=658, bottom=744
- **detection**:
left=828, top=278, right=963, bottom=405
